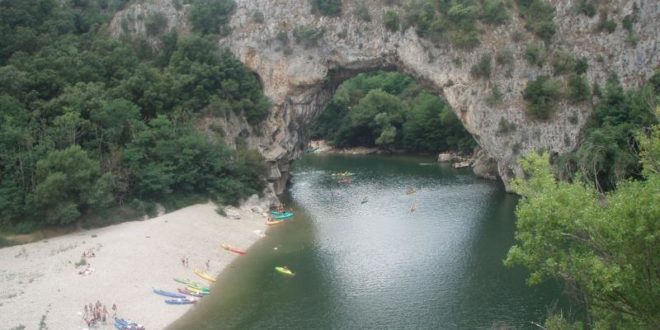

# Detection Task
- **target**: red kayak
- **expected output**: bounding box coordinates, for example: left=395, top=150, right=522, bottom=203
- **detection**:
left=221, top=243, right=246, bottom=255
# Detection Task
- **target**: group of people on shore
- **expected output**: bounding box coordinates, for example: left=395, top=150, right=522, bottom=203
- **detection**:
left=77, top=248, right=96, bottom=276
left=82, top=301, right=116, bottom=327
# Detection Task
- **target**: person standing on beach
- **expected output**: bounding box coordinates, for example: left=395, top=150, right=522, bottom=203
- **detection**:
left=206, top=259, right=210, bottom=271
left=112, top=303, right=117, bottom=318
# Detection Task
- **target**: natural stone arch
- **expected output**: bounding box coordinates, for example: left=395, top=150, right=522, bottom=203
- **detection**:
left=110, top=0, right=660, bottom=193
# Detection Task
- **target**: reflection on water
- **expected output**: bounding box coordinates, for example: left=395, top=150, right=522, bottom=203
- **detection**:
left=170, top=154, right=562, bottom=329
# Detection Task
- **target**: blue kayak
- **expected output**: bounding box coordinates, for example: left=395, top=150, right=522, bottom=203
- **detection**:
left=114, top=318, right=144, bottom=330
left=271, top=211, right=294, bottom=219
left=165, top=298, right=197, bottom=304
left=153, top=288, right=186, bottom=299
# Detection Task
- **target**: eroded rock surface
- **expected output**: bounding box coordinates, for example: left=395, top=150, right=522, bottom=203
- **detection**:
left=110, top=0, right=659, bottom=192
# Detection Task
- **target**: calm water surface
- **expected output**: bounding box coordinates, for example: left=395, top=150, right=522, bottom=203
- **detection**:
left=170, top=154, right=562, bottom=329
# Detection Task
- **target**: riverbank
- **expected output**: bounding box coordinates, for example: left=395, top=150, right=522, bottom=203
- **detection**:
left=0, top=197, right=272, bottom=330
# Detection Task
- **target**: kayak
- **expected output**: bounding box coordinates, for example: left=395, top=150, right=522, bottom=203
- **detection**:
left=114, top=318, right=145, bottom=330
left=153, top=288, right=186, bottom=299
left=173, top=277, right=207, bottom=289
left=185, top=285, right=210, bottom=295
left=266, top=218, right=287, bottom=226
left=271, top=211, right=294, bottom=219
left=177, top=279, right=210, bottom=292
left=165, top=298, right=197, bottom=305
left=178, top=288, right=204, bottom=298
left=194, top=269, right=216, bottom=283
left=275, top=266, right=295, bottom=276
left=221, top=243, right=246, bottom=255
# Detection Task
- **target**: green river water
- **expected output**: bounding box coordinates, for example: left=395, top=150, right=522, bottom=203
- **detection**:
left=169, top=154, right=564, bottom=329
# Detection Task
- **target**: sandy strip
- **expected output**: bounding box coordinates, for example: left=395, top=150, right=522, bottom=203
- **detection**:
left=0, top=196, right=273, bottom=330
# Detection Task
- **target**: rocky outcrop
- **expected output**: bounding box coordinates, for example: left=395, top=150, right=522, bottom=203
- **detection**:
left=109, top=0, right=659, bottom=193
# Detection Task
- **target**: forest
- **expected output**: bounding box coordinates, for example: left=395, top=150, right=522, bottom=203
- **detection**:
left=0, top=0, right=268, bottom=232
left=310, top=71, right=476, bottom=154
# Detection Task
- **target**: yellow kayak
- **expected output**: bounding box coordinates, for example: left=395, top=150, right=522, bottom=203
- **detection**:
left=275, top=266, right=295, bottom=276
left=194, top=269, right=216, bottom=283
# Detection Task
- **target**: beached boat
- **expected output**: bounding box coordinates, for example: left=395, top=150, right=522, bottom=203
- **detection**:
left=266, top=218, right=287, bottom=226
left=271, top=211, right=294, bottom=219
left=114, top=318, right=145, bottom=330
left=165, top=298, right=197, bottom=305
left=174, top=277, right=207, bottom=289
left=153, top=288, right=186, bottom=299
left=194, top=269, right=216, bottom=283
left=185, top=285, right=210, bottom=295
left=275, top=266, right=295, bottom=276
left=178, top=288, right=204, bottom=298
left=221, top=243, right=246, bottom=255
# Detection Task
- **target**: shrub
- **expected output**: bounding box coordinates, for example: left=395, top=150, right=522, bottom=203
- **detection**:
left=552, top=51, right=577, bottom=76
left=356, top=2, right=371, bottom=22
left=293, top=25, right=326, bottom=48
left=384, top=10, right=399, bottom=31
left=516, top=0, right=556, bottom=43
left=482, top=0, right=509, bottom=25
left=597, top=12, right=617, bottom=33
left=496, top=117, right=516, bottom=135
left=486, top=84, right=503, bottom=106
left=525, top=42, right=546, bottom=67
left=496, top=48, right=514, bottom=66
left=523, top=75, right=563, bottom=119
left=470, top=54, right=492, bottom=79
left=575, top=0, right=596, bottom=17
left=188, top=0, right=236, bottom=35
left=144, top=12, right=168, bottom=36
left=311, top=0, right=342, bottom=17
left=567, top=74, right=591, bottom=103
left=252, top=10, right=265, bottom=24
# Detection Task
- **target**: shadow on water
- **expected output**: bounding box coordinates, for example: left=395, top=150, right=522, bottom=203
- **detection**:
left=169, top=154, right=567, bottom=330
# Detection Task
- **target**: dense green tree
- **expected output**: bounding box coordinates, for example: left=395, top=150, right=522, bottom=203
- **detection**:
left=506, top=136, right=659, bottom=328
left=34, top=146, right=111, bottom=224
left=188, top=0, right=236, bottom=35
left=310, top=71, right=475, bottom=153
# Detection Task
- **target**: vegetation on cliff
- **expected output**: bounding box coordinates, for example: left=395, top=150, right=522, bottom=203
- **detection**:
left=507, top=74, right=659, bottom=328
left=506, top=126, right=659, bottom=328
left=0, top=0, right=268, bottom=232
left=310, top=71, right=475, bottom=153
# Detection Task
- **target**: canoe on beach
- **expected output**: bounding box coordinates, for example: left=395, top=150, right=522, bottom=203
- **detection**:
left=114, top=317, right=145, bottom=330
left=271, top=211, right=294, bottom=219
left=185, top=285, right=210, bottom=295
left=178, top=288, right=205, bottom=297
left=221, top=243, right=247, bottom=255
left=194, top=269, right=216, bottom=283
left=165, top=298, right=197, bottom=305
left=266, top=218, right=288, bottom=226
left=153, top=288, right=187, bottom=299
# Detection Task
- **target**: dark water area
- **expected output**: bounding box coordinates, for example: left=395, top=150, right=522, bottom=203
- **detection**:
left=170, top=154, right=564, bottom=329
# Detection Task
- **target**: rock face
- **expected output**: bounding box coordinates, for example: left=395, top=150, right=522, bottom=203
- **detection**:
left=109, top=0, right=659, bottom=193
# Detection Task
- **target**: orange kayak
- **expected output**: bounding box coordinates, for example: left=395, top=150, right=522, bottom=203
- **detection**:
left=221, top=243, right=246, bottom=255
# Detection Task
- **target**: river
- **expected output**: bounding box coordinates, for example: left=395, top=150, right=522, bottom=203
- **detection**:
left=169, top=154, right=563, bottom=329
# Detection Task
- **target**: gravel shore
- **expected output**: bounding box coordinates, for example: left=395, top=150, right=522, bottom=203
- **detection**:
left=0, top=198, right=270, bottom=330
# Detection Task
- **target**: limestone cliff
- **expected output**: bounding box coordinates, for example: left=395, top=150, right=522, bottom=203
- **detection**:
left=109, top=0, right=659, bottom=193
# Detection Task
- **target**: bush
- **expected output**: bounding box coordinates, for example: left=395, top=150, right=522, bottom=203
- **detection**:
left=188, top=0, right=236, bottom=35
left=470, top=54, right=492, bottom=79
left=516, top=0, right=556, bottom=43
left=523, top=75, right=563, bottom=119
left=311, top=0, right=342, bottom=17
left=525, top=42, right=546, bottom=67
left=144, top=12, right=168, bottom=36
left=575, top=0, right=596, bottom=17
left=567, top=74, right=591, bottom=103
left=356, top=2, right=371, bottom=22
left=252, top=10, right=265, bottom=24
left=384, top=10, right=399, bottom=31
left=486, top=84, right=503, bottom=106
left=482, top=0, right=509, bottom=25
left=552, top=51, right=577, bottom=76
left=293, top=25, right=326, bottom=48
left=496, top=48, right=514, bottom=66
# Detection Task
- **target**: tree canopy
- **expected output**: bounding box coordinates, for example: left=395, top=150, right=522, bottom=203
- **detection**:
left=0, top=0, right=268, bottom=231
